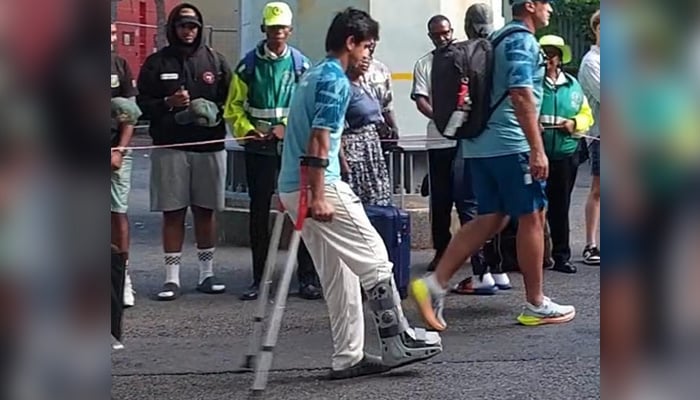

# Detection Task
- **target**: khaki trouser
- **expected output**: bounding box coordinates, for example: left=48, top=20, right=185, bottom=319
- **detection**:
left=280, top=181, right=393, bottom=371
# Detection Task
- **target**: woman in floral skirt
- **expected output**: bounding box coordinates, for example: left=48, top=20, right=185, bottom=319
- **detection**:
left=340, top=57, right=393, bottom=206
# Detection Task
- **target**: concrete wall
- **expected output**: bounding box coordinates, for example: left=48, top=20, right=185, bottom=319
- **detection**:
left=236, top=0, right=504, bottom=146
left=239, top=0, right=370, bottom=63
left=194, top=0, right=242, bottom=64
left=227, top=0, right=510, bottom=192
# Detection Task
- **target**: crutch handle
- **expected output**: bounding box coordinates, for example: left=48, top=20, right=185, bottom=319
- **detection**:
left=296, top=166, right=310, bottom=230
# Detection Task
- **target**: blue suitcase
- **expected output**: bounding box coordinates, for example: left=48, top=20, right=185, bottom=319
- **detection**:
left=364, top=205, right=411, bottom=299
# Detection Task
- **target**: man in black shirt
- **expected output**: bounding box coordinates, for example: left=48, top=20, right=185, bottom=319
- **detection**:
left=137, top=3, right=232, bottom=301
left=111, top=22, right=139, bottom=308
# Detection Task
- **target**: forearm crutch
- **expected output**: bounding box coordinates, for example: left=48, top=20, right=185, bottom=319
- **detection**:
left=251, top=167, right=310, bottom=396
left=242, top=199, right=287, bottom=370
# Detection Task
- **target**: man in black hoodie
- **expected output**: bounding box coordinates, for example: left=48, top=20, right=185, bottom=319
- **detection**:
left=137, top=3, right=232, bottom=301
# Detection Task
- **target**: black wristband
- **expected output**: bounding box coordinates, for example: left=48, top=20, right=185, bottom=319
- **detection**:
left=300, top=156, right=329, bottom=169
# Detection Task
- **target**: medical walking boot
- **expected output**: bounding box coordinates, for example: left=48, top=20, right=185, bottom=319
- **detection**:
left=366, top=278, right=443, bottom=368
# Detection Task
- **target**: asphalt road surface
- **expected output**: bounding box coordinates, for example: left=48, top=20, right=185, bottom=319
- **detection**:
left=112, top=138, right=600, bottom=400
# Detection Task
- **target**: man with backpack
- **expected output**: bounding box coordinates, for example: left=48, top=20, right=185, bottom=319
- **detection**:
left=137, top=3, right=232, bottom=301
left=410, top=0, right=576, bottom=330
left=410, top=15, right=461, bottom=273
left=223, top=2, right=321, bottom=301
left=450, top=3, right=513, bottom=296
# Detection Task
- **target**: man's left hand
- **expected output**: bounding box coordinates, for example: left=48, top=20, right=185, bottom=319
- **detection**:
left=562, top=119, right=576, bottom=135
left=270, top=125, right=285, bottom=140
left=111, top=150, right=123, bottom=171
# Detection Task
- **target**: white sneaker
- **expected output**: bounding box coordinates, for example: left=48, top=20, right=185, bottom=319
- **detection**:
left=123, top=272, right=135, bottom=308
left=111, top=336, right=125, bottom=351
left=517, top=296, right=576, bottom=326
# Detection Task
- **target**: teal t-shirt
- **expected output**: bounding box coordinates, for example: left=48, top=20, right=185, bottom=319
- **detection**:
left=278, top=57, right=350, bottom=193
left=462, top=21, right=545, bottom=159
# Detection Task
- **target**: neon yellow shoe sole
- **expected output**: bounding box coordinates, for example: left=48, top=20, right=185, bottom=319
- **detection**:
left=517, top=309, right=576, bottom=326
left=409, top=279, right=446, bottom=331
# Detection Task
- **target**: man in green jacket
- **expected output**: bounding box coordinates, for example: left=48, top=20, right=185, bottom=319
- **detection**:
left=539, top=35, right=594, bottom=274
left=224, top=2, right=321, bottom=301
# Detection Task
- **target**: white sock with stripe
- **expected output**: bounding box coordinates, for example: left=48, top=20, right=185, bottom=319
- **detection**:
left=164, top=252, right=181, bottom=287
left=197, top=248, right=214, bottom=285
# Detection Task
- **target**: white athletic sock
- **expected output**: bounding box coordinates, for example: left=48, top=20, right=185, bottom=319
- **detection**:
left=425, top=273, right=447, bottom=295
left=493, top=273, right=511, bottom=287
left=473, top=273, right=495, bottom=288
left=164, top=252, right=181, bottom=287
left=197, top=248, right=215, bottom=285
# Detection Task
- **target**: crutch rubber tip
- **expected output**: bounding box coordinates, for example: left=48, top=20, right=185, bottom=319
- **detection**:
left=249, top=389, right=265, bottom=398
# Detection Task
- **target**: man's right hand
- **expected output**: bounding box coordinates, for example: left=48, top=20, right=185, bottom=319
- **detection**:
left=245, top=129, right=267, bottom=141
left=166, top=87, right=190, bottom=108
left=530, top=150, right=549, bottom=181
left=310, top=198, right=335, bottom=222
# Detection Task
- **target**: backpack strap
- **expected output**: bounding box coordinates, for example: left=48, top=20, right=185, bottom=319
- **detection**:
left=239, top=49, right=257, bottom=85
left=239, top=46, right=306, bottom=84
left=490, top=25, right=531, bottom=49
left=289, top=46, right=308, bottom=82
left=487, top=25, right=535, bottom=117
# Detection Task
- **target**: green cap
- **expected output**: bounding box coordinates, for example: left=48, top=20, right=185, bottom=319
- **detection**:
left=111, top=97, right=142, bottom=126
left=174, top=98, right=220, bottom=127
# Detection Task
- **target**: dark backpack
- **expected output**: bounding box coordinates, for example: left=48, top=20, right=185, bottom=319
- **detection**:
left=431, top=25, right=531, bottom=140
left=239, top=46, right=308, bottom=85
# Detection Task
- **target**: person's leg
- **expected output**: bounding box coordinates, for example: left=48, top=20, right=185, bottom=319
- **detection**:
left=495, top=153, right=575, bottom=325
left=452, top=154, right=503, bottom=294
left=296, top=241, right=323, bottom=299
left=584, top=140, right=601, bottom=264
left=293, top=218, right=365, bottom=372
left=161, top=209, right=187, bottom=251
left=281, top=182, right=442, bottom=370
left=110, top=212, right=129, bottom=255
left=427, top=148, right=458, bottom=270
left=159, top=208, right=187, bottom=299
left=517, top=210, right=546, bottom=304
left=411, top=157, right=509, bottom=330
left=190, top=150, right=227, bottom=293
left=111, top=151, right=134, bottom=305
left=546, top=157, right=577, bottom=273
left=150, top=149, right=190, bottom=300
left=242, top=151, right=278, bottom=299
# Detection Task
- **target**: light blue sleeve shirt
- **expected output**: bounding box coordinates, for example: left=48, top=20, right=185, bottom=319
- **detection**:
left=462, top=21, right=545, bottom=159
left=278, top=57, right=350, bottom=193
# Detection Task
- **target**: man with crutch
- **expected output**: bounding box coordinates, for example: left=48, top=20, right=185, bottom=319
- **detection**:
left=267, top=8, right=443, bottom=380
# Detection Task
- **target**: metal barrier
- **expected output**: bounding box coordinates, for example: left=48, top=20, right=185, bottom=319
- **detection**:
left=224, top=143, right=429, bottom=208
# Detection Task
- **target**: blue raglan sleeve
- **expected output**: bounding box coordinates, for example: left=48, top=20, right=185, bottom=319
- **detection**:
left=503, top=33, right=539, bottom=89
left=311, top=70, right=350, bottom=132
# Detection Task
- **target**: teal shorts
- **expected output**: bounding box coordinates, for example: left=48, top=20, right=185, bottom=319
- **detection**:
left=469, top=152, right=547, bottom=218
left=111, top=151, right=133, bottom=214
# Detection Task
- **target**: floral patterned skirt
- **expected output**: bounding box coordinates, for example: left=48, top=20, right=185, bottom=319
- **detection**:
left=342, top=124, right=392, bottom=206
